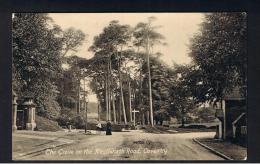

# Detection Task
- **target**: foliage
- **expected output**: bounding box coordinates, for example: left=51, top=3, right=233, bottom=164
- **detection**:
left=61, top=27, right=86, bottom=57
left=88, top=20, right=133, bottom=118
left=57, top=107, right=84, bottom=128
left=140, top=55, right=175, bottom=120
left=13, top=13, right=63, bottom=97
left=133, top=17, right=166, bottom=48
left=167, top=64, right=198, bottom=125
left=37, top=98, right=61, bottom=120
left=35, top=115, right=62, bottom=131
left=188, top=13, right=247, bottom=103
left=12, top=13, right=64, bottom=119
left=13, top=13, right=87, bottom=121
left=89, top=20, right=132, bottom=52
left=193, top=106, right=216, bottom=123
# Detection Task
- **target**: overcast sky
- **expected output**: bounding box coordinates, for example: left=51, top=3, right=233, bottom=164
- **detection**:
left=49, top=13, right=204, bottom=65
left=49, top=13, right=205, bottom=102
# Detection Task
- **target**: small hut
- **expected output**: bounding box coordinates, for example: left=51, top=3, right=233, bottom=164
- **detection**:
left=215, top=87, right=246, bottom=144
left=16, top=97, right=37, bottom=130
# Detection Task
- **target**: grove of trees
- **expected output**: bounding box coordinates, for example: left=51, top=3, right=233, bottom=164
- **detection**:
left=12, top=12, right=247, bottom=128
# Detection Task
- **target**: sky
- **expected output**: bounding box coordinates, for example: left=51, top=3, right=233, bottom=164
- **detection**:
left=49, top=13, right=205, bottom=102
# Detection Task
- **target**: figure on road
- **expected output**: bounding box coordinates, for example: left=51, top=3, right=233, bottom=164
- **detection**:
left=106, top=121, right=112, bottom=135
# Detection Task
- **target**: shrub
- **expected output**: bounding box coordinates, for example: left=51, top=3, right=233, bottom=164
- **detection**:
left=71, top=116, right=85, bottom=129
left=36, top=99, right=61, bottom=121
left=35, top=115, right=62, bottom=131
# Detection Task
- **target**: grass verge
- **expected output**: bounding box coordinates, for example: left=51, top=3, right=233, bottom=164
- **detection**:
left=196, top=138, right=247, bottom=160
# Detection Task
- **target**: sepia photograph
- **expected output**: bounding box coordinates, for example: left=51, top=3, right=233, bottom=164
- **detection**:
left=12, top=12, right=247, bottom=161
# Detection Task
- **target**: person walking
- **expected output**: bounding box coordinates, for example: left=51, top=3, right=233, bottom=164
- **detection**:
left=106, top=121, right=112, bottom=135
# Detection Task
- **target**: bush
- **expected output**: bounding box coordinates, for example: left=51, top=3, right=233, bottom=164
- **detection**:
left=56, top=114, right=71, bottom=127
left=36, top=99, right=61, bottom=121
left=71, top=116, right=85, bottom=129
left=112, top=124, right=124, bottom=132
left=35, top=115, right=62, bottom=131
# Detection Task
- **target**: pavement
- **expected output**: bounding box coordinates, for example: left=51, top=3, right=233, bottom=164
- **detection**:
left=12, top=130, right=225, bottom=160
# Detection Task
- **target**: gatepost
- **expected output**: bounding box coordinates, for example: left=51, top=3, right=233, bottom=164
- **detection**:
left=12, top=91, right=18, bottom=131
left=22, top=97, right=37, bottom=130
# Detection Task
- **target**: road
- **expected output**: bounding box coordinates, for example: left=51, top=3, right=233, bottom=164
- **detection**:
left=13, top=130, right=224, bottom=160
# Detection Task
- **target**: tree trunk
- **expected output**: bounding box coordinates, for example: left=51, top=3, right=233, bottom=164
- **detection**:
left=128, top=76, right=132, bottom=122
left=98, top=103, right=100, bottom=122
left=181, top=109, right=185, bottom=127
left=118, top=49, right=127, bottom=124
left=146, top=110, right=150, bottom=125
left=142, top=112, right=145, bottom=125
left=119, top=96, right=122, bottom=124
left=61, top=75, right=64, bottom=109
left=107, top=54, right=111, bottom=121
left=77, top=79, right=81, bottom=114
left=138, top=53, right=143, bottom=125
left=112, top=92, right=116, bottom=123
left=95, top=78, right=100, bottom=122
left=133, top=91, right=136, bottom=123
left=105, top=74, right=108, bottom=121
left=146, top=28, right=154, bottom=126
left=181, top=117, right=185, bottom=127
left=83, top=78, right=88, bottom=133
left=120, top=80, right=127, bottom=124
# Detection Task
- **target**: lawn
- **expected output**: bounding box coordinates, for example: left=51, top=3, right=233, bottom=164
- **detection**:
left=197, top=138, right=247, bottom=160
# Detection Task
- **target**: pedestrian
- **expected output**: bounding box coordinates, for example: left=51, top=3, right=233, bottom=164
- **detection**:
left=106, top=121, right=112, bottom=135
left=96, top=122, right=102, bottom=135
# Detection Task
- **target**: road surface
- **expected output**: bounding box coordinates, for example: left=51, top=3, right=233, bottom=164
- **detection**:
left=13, top=130, right=224, bottom=160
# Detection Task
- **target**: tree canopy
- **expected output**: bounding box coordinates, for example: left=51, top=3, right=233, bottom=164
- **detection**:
left=188, top=13, right=247, bottom=103
left=12, top=13, right=247, bottom=127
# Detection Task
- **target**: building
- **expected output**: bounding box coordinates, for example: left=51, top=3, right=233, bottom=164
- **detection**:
left=12, top=92, right=37, bottom=131
left=215, top=87, right=246, bottom=144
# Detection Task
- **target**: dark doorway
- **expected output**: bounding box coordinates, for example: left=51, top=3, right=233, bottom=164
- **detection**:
left=17, top=110, right=25, bottom=130
left=16, top=108, right=28, bottom=130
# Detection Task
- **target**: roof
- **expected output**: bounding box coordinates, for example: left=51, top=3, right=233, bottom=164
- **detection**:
left=223, top=87, right=246, bottom=100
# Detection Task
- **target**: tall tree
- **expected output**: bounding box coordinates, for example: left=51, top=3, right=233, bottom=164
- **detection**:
left=169, top=64, right=197, bottom=126
left=89, top=20, right=132, bottom=124
left=59, top=28, right=86, bottom=109
left=61, top=28, right=86, bottom=57
left=189, top=13, right=247, bottom=104
left=133, top=17, right=166, bottom=126
left=12, top=13, right=63, bottom=119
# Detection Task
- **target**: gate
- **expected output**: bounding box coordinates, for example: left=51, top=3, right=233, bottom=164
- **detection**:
left=16, top=110, right=25, bottom=130
left=16, top=106, right=28, bottom=130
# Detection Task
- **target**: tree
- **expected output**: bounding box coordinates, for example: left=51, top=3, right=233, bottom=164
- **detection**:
left=12, top=13, right=63, bottom=119
left=13, top=13, right=87, bottom=121
left=133, top=17, right=166, bottom=126
left=194, top=106, right=216, bottom=123
left=189, top=13, right=247, bottom=104
left=61, top=27, right=86, bottom=57
left=147, top=56, right=174, bottom=125
left=89, top=20, right=132, bottom=124
left=86, top=18, right=168, bottom=126
left=58, top=28, right=86, bottom=109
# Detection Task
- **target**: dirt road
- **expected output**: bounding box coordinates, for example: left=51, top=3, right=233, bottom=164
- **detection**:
left=13, top=130, right=224, bottom=160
